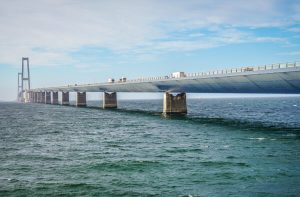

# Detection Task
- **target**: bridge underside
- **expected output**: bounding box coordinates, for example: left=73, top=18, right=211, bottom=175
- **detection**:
left=33, top=68, right=300, bottom=94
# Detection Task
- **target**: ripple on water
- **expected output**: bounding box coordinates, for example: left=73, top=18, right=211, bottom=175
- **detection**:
left=88, top=160, right=164, bottom=172
left=0, top=99, right=300, bottom=196
left=199, top=161, right=250, bottom=168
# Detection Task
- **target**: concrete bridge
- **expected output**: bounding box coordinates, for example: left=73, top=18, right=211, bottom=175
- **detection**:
left=26, top=61, right=300, bottom=114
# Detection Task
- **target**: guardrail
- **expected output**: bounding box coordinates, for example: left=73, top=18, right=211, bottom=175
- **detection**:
left=123, top=61, right=300, bottom=83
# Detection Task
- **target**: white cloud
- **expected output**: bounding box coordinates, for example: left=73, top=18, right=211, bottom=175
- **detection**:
left=277, top=51, right=300, bottom=56
left=288, top=27, right=300, bottom=32
left=0, top=0, right=299, bottom=67
left=139, top=29, right=287, bottom=52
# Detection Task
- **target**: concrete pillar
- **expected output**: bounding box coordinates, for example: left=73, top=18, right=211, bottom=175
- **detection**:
left=31, top=92, right=34, bottom=103
left=45, top=92, right=51, bottom=104
left=35, top=92, right=40, bottom=103
left=24, top=91, right=30, bottom=103
left=37, top=92, right=40, bottom=103
left=28, top=92, right=31, bottom=102
left=52, top=92, right=58, bottom=105
left=29, top=92, right=33, bottom=103
left=29, top=92, right=32, bottom=103
left=38, top=92, right=42, bottom=103
left=62, top=92, right=69, bottom=105
left=76, top=92, right=86, bottom=107
left=41, top=92, right=46, bottom=103
left=163, top=92, right=187, bottom=114
left=103, top=92, right=117, bottom=108
left=33, top=92, right=37, bottom=103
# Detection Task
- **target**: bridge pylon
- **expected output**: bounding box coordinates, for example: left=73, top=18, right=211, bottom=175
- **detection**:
left=17, top=57, right=31, bottom=102
left=17, top=72, right=22, bottom=102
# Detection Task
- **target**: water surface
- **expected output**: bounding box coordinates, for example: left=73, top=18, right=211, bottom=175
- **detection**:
left=0, top=97, right=299, bottom=196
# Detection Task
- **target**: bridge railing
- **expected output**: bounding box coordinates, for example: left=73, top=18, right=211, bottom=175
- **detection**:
left=123, top=61, right=299, bottom=83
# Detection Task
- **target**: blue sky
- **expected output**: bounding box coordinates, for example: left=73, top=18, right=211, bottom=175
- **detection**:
left=0, top=0, right=300, bottom=101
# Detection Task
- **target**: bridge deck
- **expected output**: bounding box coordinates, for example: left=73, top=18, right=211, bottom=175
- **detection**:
left=32, top=62, right=300, bottom=94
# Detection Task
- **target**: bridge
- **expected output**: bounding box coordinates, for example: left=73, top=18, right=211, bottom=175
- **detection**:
left=24, top=61, right=300, bottom=114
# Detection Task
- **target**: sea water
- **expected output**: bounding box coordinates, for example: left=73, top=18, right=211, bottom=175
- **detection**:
left=0, top=97, right=299, bottom=196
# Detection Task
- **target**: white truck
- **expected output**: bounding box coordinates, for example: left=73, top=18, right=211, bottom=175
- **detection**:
left=107, top=78, right=115, bottom=83
left=171, top=72, right=186, bottom=78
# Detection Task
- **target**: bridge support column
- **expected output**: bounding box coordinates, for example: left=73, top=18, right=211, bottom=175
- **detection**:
left=62, top=92, right=69, bottom=105
left=29, top=92, right=33, bottom=103
left=45, top=92, right=51, bottom=104
left=37, top=92, right=40, bottom=103
left=36, top=92, right=39, bottom=103
left=38, top=92, right=42, bottom=103
left=52, top=92, right=58, bottom=105
left=103, top=92, right=117, bottom=108
left=76, top=92, right=86, bottom=107
left=31, top=92, right=34, bottom=103
left=28, top=92, right=30, bottom=103
left=34, top=92, right=37, bottom=103
left=41, top=92, right=46, bottom=103
left=163, top=92, right=187, bottom=114
left=36, top=92, right=41, bottom=103
left=24, top=91, right=30, bottom=103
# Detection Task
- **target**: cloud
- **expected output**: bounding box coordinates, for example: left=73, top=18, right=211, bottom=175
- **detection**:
left=277, top=51, right=300, bottom=56
left=137, top=28, right=287, bottom=52
left=0, top=0, right=299, bottom=67
left=288, top=27, right=300, bottom=32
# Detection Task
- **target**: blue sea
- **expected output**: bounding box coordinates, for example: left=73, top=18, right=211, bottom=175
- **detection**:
left=0, top=97, right=300, bottom=196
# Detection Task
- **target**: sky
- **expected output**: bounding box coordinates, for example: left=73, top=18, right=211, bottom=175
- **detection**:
left=0, top=0, right=300, bottom=101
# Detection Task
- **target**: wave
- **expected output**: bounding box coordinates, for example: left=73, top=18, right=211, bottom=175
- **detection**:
left=56, top=105, right=300, bottom=132
left=114, top=108, right=300, bottom=132
left=88, top=160, right=163, bottom=172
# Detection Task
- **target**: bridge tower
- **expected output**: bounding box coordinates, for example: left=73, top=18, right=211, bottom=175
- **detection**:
left=17, top=57, right=31, bottom=102
left=17, top=72, right=22, bottom=102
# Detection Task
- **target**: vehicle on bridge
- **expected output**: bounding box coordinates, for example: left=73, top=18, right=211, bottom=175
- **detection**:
left=118, top=77, right=127, bottom=82
left=242, top=67, right=254, bottom=72
left=172, top=72, right=186, bottom=78
left=108, top=78, right=115, bottom=83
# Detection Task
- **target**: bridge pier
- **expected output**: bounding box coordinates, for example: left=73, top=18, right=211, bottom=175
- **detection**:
left=29, top=92, right=33, bottom=103
left=34, top=92, right=37, bottom=103
left=28, top=92, right=32, bottom=103
left=41, top=92, right=46, bottom=103
left=52, top=92, right=58, bottom=105
left=45, top=92, right=51, bottom=104
left=38, top=92, right=42, bottom=103
left=163, top=92, right=187, bottom=114
left=62, top=92, right=69, bottom=105
left=37, top=92, right=40, bottom=103
left=76, top=92, right=86, bottom=107
left=31, top=92, right=34, bottom=103
left=24, top=91, right=30, bottom=103
left=33, top=92, right=36, bottom=103
left=103, top=92, right=117, bottom=108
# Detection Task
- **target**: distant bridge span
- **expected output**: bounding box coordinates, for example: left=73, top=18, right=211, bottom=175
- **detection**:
left=27, top=61, right=300, bottom=114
